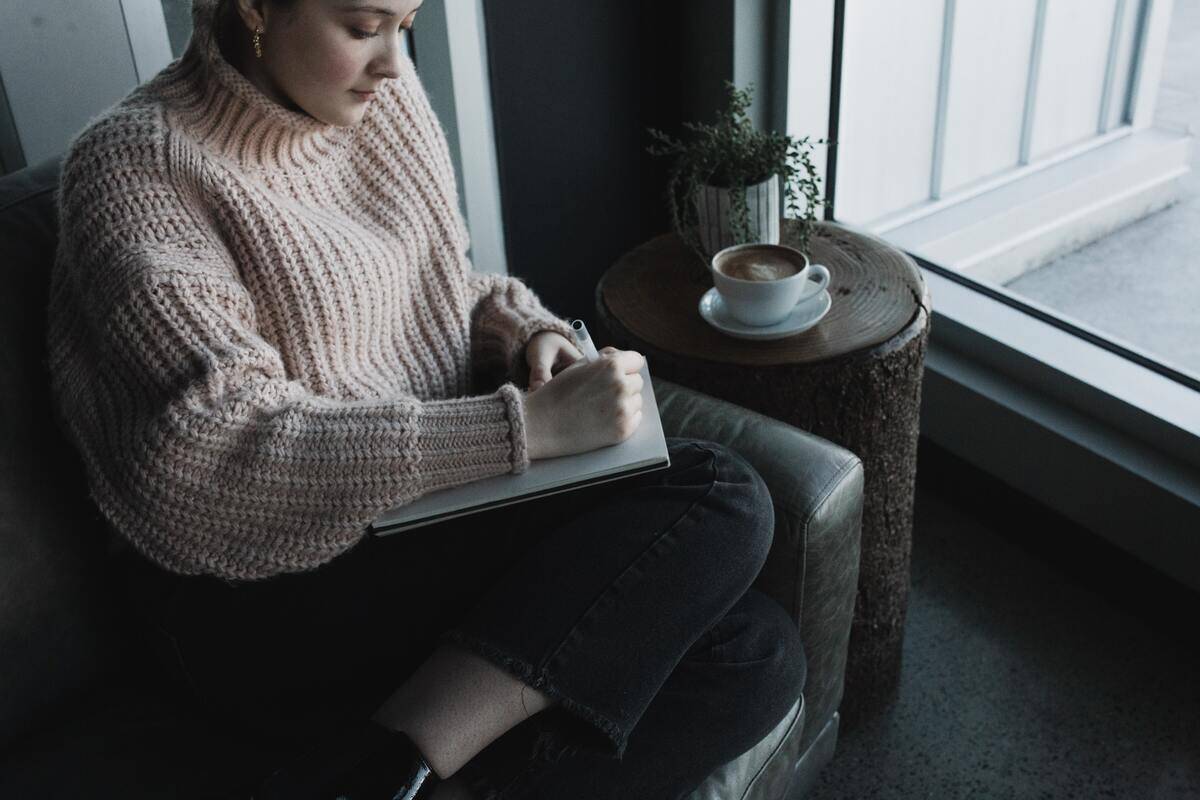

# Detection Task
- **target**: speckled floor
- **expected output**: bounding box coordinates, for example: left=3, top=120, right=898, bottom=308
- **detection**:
left=806, top=437, right=1200, bottom=800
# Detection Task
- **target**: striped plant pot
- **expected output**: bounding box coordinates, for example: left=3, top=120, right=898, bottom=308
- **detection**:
left=694, top=173, right=781, bottom=257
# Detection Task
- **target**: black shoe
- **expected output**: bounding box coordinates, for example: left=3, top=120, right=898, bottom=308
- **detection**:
left=254, top=719, right=442, bottom=800
left=331, top=724, right=442, bottom=800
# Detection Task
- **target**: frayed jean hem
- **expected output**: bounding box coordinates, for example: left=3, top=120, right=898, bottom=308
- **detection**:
left=436, top=627, right=629, bottom=765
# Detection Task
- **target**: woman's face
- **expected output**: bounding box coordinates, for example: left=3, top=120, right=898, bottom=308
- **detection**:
left=233, top=0, right=422, bottom=127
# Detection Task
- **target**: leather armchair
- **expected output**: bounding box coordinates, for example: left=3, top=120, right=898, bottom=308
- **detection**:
left=660, top=378, right=864, bottom=799
left=0, top=155, right=863, bottom=799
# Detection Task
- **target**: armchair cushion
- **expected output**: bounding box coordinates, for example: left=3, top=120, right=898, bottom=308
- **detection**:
left=653, top=375, right=864, bottom=798
left=688, top=695, right=805, bottom=800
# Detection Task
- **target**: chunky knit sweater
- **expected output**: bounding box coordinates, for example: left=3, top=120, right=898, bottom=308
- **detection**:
left=45, top=0, right=577, bottom=581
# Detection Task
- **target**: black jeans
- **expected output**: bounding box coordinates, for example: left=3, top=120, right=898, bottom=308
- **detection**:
left=114, top=437, right=806, bottom=799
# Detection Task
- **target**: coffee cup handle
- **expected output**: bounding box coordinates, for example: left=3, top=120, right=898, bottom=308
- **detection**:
left=803, top=263, right=830, bottom=298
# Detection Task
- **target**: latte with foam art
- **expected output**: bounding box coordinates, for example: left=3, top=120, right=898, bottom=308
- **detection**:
left=716, top=249, right=802, bottom=282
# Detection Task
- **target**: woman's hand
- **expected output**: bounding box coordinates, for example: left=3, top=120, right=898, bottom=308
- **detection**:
left=525, top=331, right=584, bottom=391
left=524, top=346, right=646, bottom=460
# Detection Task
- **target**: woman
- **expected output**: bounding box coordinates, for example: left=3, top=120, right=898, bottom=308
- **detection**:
left=44, top=0, right=807, bottom=797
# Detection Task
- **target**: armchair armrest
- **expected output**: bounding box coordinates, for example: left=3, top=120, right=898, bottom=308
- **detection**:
left=652, top=376, right=864, bottom=752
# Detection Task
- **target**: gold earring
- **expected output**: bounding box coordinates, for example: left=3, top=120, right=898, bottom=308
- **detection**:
left=253, top=26, right=264, bottom=59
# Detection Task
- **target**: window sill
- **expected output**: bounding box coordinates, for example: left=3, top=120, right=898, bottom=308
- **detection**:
left=917, top=265, right=1200, bottom=593
left=878, top=126, right=1191, bottom=286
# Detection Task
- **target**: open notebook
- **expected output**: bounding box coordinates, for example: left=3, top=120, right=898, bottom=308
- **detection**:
left=370, top=360, right=670, bottom=536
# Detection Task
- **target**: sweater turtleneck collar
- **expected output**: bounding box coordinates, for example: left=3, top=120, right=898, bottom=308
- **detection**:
left=157, top=0, right=355, bottom=172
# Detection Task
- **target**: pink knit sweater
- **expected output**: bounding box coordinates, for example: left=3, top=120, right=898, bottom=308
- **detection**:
left=45, top=1, right=577, bottom=581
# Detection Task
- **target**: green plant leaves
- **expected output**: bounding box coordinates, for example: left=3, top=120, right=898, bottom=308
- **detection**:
left=646, top=81, right=828, bottom=261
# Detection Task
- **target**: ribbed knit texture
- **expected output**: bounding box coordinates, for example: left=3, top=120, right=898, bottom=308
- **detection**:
left=44, top=0, right=577, bottom=580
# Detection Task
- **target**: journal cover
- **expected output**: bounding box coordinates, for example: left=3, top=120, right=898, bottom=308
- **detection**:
left=370, top=361, right=670, bottom=535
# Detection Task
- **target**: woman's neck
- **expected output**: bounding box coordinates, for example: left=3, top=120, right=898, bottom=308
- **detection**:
left=215, top=14, right=306, bottom=117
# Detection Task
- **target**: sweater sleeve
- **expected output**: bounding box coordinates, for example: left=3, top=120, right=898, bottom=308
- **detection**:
left=47, top=245, right=533, bottom=581
left=465, top=270, right=580, bottom=388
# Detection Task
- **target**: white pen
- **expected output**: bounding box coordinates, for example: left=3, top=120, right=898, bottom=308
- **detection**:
left=570, top=319, right=601, bottom=362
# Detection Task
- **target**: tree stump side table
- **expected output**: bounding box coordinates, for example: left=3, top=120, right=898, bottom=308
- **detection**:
left=594, top=220, right=933, bottom=723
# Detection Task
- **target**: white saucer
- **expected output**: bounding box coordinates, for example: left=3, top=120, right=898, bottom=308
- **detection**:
left=698, top=287, right=832, bottom=341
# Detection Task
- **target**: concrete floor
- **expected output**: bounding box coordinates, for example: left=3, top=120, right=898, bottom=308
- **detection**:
left=1005, top=3, right=1200, bottom=382
left=807, top=436, right=1200, bottom=800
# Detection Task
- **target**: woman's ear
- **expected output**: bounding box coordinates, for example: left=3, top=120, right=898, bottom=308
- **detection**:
left=231, top=0, right=267, bottom=33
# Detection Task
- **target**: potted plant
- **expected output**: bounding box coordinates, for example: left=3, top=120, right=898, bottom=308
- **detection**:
left=646, top=81, right=826, bottom=265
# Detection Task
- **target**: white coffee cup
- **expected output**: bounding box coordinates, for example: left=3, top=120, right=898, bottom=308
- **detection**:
left=710, top=243, right=831, bottom=327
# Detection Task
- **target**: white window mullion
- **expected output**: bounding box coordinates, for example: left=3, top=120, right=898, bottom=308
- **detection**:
left=1127, top=0, right=1175, bottom=129
left=443, top=0, right=507, bottom=276
left=119, top=0, right=173, bottom=83
left=929, top=0, right=956, bottom=201
left=1097, top=0, right=1128, bottom=134
left=784, top=0, right=835, bottom=216
left=1018, top=0, right=1048, bottom=166
left=410, top=0, right=508, bottom=277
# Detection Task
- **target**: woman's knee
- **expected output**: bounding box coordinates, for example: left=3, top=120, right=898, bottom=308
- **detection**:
left=741, top=590, right=807, bottom=697
left=693, top=440, right=776, bottom=579
left=697, top=589, right=807, bottom=742
left=719, top=590, right=807, bottom=733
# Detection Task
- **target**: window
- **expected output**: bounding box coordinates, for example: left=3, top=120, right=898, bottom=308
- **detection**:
left=785, top=0, right=1200, bottom=590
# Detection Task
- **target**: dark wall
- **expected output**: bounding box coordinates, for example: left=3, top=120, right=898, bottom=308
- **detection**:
left=483, top=0, right=723, bottom=338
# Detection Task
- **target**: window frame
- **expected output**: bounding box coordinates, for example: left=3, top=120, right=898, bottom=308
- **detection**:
left=798, top=0, right=1200, bottom=591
